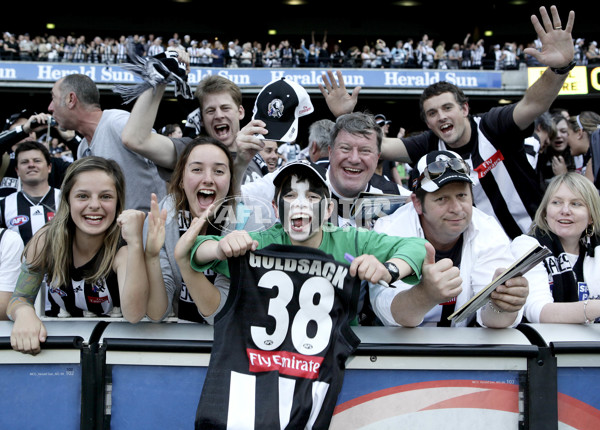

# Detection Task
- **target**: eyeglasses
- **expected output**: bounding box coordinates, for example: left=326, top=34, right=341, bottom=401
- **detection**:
left=416, top=158, right=470, bottom=186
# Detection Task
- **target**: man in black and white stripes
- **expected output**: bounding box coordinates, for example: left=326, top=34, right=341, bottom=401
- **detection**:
left=0, top=141, right=60, bottom=244
left=374, top=5, right=576, bottom=239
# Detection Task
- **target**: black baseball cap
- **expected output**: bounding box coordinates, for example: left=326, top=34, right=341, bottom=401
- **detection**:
left=252, top=78, right=314, bottom=142
left=374, top=114, right=391, bottom=126
left=273, top=160, right=330, bottom=198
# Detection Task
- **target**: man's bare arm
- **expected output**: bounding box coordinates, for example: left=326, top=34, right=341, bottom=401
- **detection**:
left=121, top=84, right=178, bottom=169
left=381, top=137, right=412, bottom=163
left=513, top=6, right=575, bottom=130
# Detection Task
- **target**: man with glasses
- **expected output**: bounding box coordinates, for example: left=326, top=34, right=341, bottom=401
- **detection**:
left=370, top=150, right=529, bottom=328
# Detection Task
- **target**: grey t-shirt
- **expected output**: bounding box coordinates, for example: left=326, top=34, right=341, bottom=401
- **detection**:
left=77, top=109, right=167, bottom=212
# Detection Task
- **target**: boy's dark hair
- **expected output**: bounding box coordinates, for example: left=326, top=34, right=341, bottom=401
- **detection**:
left=275, top=170, right=330, bottom=201
left=15, top=140, right=52, bottom=166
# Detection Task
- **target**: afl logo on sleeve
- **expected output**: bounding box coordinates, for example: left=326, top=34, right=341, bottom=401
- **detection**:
left=195, top=244, right=361, bottom=430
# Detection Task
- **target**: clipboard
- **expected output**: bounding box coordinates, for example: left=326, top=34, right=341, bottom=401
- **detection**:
left=448, top=244, right=551, bottom=324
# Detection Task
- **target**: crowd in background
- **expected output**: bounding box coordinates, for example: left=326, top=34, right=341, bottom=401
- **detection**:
left=3, top=29, right=599, bottom=70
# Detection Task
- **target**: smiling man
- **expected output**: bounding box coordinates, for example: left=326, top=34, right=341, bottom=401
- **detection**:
left=325, top=112, right=411, bottom=227
left=0, top=141, right=60, bottom=244
left=381, top=6, right=575, bottom=240
left=259, top=140, right=280, bottom=173
left=122, top=71, right=262, bottom=184
left=242, top=140, right=280, bottom=184
left=241, top=112, right=410, bottom=229
left=371, top=150, right=529, bottom=328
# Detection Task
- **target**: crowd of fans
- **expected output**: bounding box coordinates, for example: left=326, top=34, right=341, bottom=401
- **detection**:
left=3, top=29, right=599, bottom=70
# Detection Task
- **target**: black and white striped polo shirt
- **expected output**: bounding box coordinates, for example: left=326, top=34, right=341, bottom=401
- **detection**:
left=0, top=188, right=61, bottom=244
left=405, top=104, right=542, bottom=239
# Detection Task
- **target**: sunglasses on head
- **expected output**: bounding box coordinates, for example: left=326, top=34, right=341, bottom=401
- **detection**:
left=416, top=158, right=470, bottom=185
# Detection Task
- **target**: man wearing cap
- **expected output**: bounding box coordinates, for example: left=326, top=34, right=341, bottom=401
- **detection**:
left=374, top=114, right=391, bottom=136
left=370, top=150, right=528, bottom=328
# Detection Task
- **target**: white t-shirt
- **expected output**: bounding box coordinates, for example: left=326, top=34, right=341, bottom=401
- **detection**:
left=0, top=228, right=24, bottom=293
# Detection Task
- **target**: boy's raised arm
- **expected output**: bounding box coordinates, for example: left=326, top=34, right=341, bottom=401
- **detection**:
left=191, top=230, right=259, bottom=267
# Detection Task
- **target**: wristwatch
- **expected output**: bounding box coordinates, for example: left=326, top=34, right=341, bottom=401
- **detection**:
left=550, top=60, right=576, bottom=75
left=383, top=261, right=400, bottom=284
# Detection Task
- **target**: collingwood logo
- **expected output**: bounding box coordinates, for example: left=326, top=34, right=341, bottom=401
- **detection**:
left=267, top=98, right=284, bottom=119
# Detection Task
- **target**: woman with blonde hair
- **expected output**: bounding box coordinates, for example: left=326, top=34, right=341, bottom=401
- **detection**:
left=513, top=172, right=600, bottom=324
left=8, top=156, right=150, bottom=354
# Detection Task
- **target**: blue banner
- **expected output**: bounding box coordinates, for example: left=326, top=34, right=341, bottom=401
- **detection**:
left=0, top=61, right=504, bottom=90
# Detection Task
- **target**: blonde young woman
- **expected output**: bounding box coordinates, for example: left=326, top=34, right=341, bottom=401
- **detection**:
left=8, top=156, right=150, bottom=355
left=513, top=172, right=600, bottom=324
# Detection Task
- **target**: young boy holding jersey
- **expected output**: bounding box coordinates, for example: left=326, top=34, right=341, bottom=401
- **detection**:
left=175, top=159, right=426, bottom=430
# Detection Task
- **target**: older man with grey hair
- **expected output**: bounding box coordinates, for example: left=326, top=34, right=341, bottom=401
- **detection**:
left=307, top=119, right=334, bottom=165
